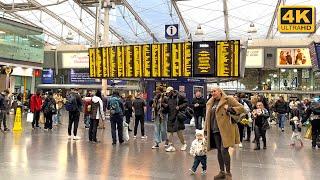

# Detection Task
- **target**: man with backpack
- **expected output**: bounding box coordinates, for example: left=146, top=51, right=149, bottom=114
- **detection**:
left=107, top=91, right=124, bottom=145
left=305, top=98, right=320, bottom=149
left=133, top=92, right=147, bottom=139
left=65, top=88, right=83, bottom=140
left=89, top=90, right=105, bottom=143
left=0, top=89, right=10, bottom=131
left=42, top=91, right=56, bottom=131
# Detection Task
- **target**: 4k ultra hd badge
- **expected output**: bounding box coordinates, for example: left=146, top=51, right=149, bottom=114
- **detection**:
left=278, top=5, right=315, bottom=33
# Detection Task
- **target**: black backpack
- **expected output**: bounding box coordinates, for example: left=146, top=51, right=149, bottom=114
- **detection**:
left=90, top=101, right=100, bottom=118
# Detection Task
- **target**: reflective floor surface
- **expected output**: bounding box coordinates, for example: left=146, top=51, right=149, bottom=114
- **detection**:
left=1, top=112, right=320, bottom=180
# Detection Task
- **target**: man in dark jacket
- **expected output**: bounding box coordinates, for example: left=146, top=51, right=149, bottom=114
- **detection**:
left=133, top=92, right=147, bottom=139
left=305, top=98, right=320, bottom=149
left=67, top=88, right=83, bottom=140
left=274, top=96, right=289, bottom=132
left=192, top=91, right=206, bottom=130
left=164, top=87, right=188, bottom=152
left=0, top=89, right=10, bottom=131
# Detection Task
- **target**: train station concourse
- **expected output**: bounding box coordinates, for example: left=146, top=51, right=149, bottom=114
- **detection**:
left=1, top=0, right=320, bottom=179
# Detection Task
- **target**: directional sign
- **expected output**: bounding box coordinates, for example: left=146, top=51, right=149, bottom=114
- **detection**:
left=278, top=5, right=315, bottom=33
left=165, top=24, right=179, bottom=39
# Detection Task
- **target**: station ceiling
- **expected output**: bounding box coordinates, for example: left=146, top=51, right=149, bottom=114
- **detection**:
left=0, top=0, right=319, bottom=45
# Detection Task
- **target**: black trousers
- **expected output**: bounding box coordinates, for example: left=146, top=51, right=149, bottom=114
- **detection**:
left=125, top=114, right=131, bottom=125
left=110, top=114, right=124, bottom=143
left=0, top=110, right=7, bottom=129
left=44, top=113, right=53, bottom=129
left=255, top=126, right=266, bottom=147
left=311, top=120, right=320, bottom=147
left=68, top=111, right=80, bottom=136
left=32, top=111, right=40, bottom=128
left=194, top=115, right=203, bottom=130
left=213, top=132, right=231, bottom=173
left=89, top=119, right=99, bottom=141
left=245, top=124, right=252, bottom=140
left=134, top=115, right=145, bottom=136
left=191, top=155, right=207, bottom=171
left=237, top=123, right=244, bottom=142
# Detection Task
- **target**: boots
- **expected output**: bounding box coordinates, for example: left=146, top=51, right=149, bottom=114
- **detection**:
left=254, top=142, right=260, bottom=150
left=214, top=171, right=226, bottom=179
left=263, top=139, right=267, bottom=149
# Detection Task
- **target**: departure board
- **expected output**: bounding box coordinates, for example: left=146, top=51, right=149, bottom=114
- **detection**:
left=172, top=43, right=182, bottom=77
left=95, top=47, right=103, bottom=78
left=216, top=40, right=240, bottom=77
left=142, top=44, right=151, bottom=77
left=89, top=48, right=96, bottom=77
left=109, top=46, right=117, bottom=78
left=102, top=47, right=109, bottom=77
left=161, top=43, right=171, bottom=77
left=125, top=45, right=134, bottom=77
left=183, top=42, right=192, bottom=77
left=152, top=44, right=161, bottom=77
left=134, top=45, right=143, bottom=77
left=193, top=41, right=215, bottom=77
left=117, top=46, right=125, bottom=77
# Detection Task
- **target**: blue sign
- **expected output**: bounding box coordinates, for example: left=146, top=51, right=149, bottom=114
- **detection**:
left=70, top=69, right=100, bottom=84
left=165, top=24, right=179, bottom=39
left=315, top=43, right=320, bottom=68
left=42, top=69, right=54, bottom=84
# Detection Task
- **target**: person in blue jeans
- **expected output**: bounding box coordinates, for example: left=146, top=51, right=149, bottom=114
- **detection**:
left=274, top=96, right=289, bottom=132
left=107, top=91, right=124, bottom=145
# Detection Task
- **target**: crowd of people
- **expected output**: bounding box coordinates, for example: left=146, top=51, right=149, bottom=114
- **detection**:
left=1, top=87, right=320, bottom=180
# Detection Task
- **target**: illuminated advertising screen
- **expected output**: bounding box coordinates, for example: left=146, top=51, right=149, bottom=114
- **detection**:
left=277, top=48, right=312, bottom=67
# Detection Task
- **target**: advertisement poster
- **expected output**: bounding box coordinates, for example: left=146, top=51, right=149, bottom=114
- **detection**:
left=42, top=69, right=54, bottom=84
left=245, top=49, right=264, bottom=68
left=277, top=48, right=312, bottom=67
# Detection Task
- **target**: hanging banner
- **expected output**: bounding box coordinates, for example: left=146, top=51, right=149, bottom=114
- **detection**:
left=276, top=48, right=312, bottom=67
left=193, top=41, right=215, bottom=77
left=245, top=48, right=264, bottom=68
left=216, top=40, right=240, bottom=77
left=89, top=48, right=96, bottom=78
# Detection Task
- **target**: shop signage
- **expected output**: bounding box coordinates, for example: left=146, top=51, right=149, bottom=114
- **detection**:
left=62, top=52, right=89, bottom=68
left=245, top=49, right=264, bottom=68
left=276, top=48, right=312, bottom=67
left=278, top=5, right=315, bottom=33
left=193, top=41, right=215, bottom=77
left=42, top=69, right=54, bottom=84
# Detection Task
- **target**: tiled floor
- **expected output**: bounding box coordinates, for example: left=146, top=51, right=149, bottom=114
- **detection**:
left=1, top=112, right=320, bottom=180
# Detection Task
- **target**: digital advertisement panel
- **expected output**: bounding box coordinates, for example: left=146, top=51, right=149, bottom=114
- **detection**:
left=277, top=48, right=312, bottom=67
left=245, top=49, right=264, bottom=68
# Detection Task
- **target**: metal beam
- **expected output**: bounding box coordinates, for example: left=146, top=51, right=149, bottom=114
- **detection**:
left=8, top=13, right=70, bottom=44
left=27, top=0, right=94, bottom=43
left=266, top=0, right=283, bottom=39
left=171, top=0, right=189, bottom=37
left=73, top=1, right=126, bottom=43
left=222, top=0, right=229, bottom=40
left=121, top=0, right=158, bottom=42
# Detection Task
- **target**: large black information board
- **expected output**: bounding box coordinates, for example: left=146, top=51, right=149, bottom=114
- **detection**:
left=193, top=41, right=215, bottom=77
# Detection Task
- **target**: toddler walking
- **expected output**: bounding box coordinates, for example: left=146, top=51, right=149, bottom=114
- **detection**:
left=189, top=129, right=207, bottom=175
left=290, top=116, right=303, bottom=147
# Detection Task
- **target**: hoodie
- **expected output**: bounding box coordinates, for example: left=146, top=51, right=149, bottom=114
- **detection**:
left=91, top=96, right=105, bottom=120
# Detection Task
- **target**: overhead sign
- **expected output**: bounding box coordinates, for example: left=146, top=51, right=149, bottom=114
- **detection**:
left=277, top=48, right=312, bottom=67
left=165, top=24, right=179, bottom=39
left=70, top=69, right=100, bottom=84
left=62, top=52, right=89, bottom=68
left=216, top=40, right=240, bottom=77
left=193, top=41, right=215, bottom=77
left=278, top=5, right=315, bottom=33
left=41, top=69, right=54, bottom=84
left=245, top=49, right=264, bottom=68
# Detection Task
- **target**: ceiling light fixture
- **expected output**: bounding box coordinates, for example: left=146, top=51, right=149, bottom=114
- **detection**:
left=0, top=30, right=5, bottom=34
left=195, top=24, right=204, bottom=36
left=248, top=22, right=257, bottom=33
left=66, top=31, right=74, bottom=41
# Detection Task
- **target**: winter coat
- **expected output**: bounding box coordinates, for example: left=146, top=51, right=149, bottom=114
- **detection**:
left=91, top=96, right=105, bottom=120
left=53, top=94, right=64, bottom=110
left=204, top=94, right=245, bottom=150
left=124, top=99, right=133, bottom=116
left=83, top=97, right=92, bottom=115
left=190, top=138, right=207, bottom=156
left=274, top=100, right=289, bottom=114
left=252, top=108, right=270, bottom=130
left=41, top=96, right=56, bottom=115
left=30, top=94, right=43, bottom=113
left=192, top=97, right=206, bottom=117
left=166, top=91, right=188, bottom=132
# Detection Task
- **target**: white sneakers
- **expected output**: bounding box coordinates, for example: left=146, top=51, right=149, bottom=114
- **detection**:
left=165, top=146, right=176, bottom=152
left=239, top=143, right=243, bottom=148
left=73, top=136, right=81, bottom=140
left=181, top=144, right=187, bottom=151
left=68, top=136, right=72, bottom=140
left=141, top=136, right=147, bottom=139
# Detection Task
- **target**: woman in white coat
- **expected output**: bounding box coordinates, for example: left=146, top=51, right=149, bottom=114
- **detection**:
left=89, top=90, right=105, bottom=143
